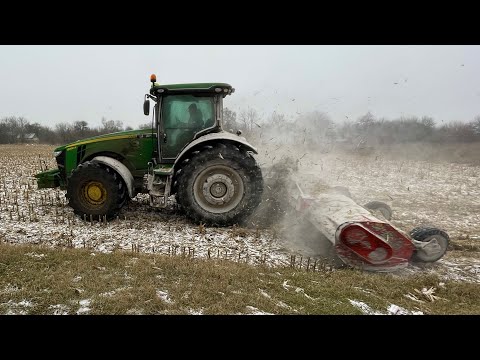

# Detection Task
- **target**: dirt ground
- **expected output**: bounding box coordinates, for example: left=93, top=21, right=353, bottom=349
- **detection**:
left=0, top=143, right=479, bottom=285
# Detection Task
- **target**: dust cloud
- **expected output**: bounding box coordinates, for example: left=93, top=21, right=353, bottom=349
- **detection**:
left=242, top=110, right=479, bottom=262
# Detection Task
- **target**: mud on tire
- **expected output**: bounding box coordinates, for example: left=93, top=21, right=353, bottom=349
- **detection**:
left=66, top=160, right=127, bottom=220
left=175, top=144, right=263, bottom=226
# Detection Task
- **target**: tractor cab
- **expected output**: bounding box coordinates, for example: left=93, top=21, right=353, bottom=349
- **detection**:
left=141, top=74, right=263, bottom=219
left=143, top=74, right=235, bottom=163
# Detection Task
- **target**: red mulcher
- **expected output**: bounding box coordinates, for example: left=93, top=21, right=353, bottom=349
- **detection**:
left=290, top=181, right=449, bottom=272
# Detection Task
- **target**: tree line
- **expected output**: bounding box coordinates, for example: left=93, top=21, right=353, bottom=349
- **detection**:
left=223, top=108, right=480, bottom=147
left=1, top=110, right=480, bottom=146
left=0, top=117, right=133, bottom=144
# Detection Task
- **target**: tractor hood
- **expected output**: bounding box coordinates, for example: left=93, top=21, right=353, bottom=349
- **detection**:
left=54, top=128, right=154, bottom=152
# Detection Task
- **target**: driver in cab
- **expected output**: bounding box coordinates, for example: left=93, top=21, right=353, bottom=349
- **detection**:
left=187, top=103, right=204, bottom=128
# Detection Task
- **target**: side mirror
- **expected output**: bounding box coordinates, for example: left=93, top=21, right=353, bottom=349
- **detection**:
left=143, top=99, right=150, bottom=116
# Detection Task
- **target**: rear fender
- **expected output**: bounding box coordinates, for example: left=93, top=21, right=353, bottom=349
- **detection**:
left=174, top=131, right=257, bottom=170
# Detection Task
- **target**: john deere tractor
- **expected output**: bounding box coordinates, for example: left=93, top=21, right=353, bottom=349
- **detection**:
left=35, top=75, right=263, bottom=226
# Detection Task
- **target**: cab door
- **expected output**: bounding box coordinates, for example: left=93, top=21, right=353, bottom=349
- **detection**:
left=159, top=94, right=216, bottom=161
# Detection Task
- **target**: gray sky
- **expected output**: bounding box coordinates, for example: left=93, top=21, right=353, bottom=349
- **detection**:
left=1, top=45, right=479, bottom=128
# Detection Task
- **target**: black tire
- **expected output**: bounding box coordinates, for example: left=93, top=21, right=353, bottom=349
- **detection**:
left=66, top=161, right=127, bottom=220
left=175, top=144, right=263, bottom=226
left=409, top=227, right=449, bottom=263
left=363, top=201, right=392, bottom=221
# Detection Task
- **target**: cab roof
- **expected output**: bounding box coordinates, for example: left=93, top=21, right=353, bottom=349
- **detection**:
left=150, top=82, right=234, bottom=97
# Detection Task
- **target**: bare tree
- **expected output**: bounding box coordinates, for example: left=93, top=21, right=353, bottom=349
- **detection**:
left=138, top=123, right=152, bottom=129
left=239, top=108, right=259, bottom=134
left=17, top=116, right=30, bottom=143
left=74, top=120, right=89, bottom=132
left=472, top=115, right=480, bottom=136
left=223, top=107, right=238, bottom=131
left=101, top=117, right=123, bottom=134
left=55, top=122, right=73, bottom=143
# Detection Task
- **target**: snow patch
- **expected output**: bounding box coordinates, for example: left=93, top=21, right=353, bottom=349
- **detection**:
left=99, top=286, right=131, bottom=298
left=76, top=299, right=91, bottom=314
left=156, top=290, right=174, bottom=304
left=388, top=304, right=423, bottom=315
left=17, top=300, right=33, bottom=307
left=49, top=304, right=69, bottom=315
left=282, top=280, right=292, bottom=290
left=5, top=309, right=27, bottom=315
left=24, top=252, right=45, bottom=259
left=349, top=299, right=383, bottom=315
left=245, top=306, right=273, bottom=315
left=188, top=308, right=204, bottom=315
left=100, top=290, right=117, bottom=297
left=1, top=299, right=34, bottom=315
left=350, top=299, right=423, bottom=315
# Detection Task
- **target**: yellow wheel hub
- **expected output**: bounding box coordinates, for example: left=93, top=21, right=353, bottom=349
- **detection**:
left=82, top=181, right=107, bottom=206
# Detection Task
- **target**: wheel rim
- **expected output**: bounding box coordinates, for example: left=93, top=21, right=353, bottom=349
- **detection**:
left=81, top=181, right=107, bottom=208
left=193, top=165, right=244, bottom=214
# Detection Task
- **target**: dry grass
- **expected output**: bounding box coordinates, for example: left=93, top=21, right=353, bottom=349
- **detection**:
left=0, top=243, right=479, bottom=315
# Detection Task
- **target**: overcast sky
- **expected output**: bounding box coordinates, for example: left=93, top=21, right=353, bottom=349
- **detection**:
left=0, top=45, right=478, bottom=128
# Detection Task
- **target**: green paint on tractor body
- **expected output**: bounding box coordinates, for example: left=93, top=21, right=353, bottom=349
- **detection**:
left=37, top=128, right=157, bottom=192
left=35, top=79, right=263, bottom=226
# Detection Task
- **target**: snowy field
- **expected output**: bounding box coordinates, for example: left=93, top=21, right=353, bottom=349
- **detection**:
left=0, top=144, right=479, bottom=285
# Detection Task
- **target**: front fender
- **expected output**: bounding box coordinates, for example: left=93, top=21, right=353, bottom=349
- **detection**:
left=92, top=156, right=135, bottom=198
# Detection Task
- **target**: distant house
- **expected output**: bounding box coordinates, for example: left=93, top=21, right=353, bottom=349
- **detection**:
left=17, top=133, right=39, bottom=143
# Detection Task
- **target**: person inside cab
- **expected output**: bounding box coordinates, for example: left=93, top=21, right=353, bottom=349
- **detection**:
left=187, top=103, right=204, bottom=128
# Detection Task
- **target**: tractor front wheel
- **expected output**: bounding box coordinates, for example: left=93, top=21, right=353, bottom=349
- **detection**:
left=66, top=161, right=127, bottom=220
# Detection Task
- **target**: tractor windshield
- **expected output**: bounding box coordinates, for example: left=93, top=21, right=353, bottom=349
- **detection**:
left=161, top=95, right=216, bottom=159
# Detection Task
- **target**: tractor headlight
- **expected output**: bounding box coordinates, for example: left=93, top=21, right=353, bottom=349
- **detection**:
left=53, top=150, right=63, bottom=157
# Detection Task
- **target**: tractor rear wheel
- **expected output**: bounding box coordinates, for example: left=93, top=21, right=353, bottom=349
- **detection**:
left=66, top=161, right=127, bottom=220
left=176, top=144, right=263, bottom=226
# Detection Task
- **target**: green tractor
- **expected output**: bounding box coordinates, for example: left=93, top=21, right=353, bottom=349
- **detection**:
left=35, top=74, right=263, bottom=226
